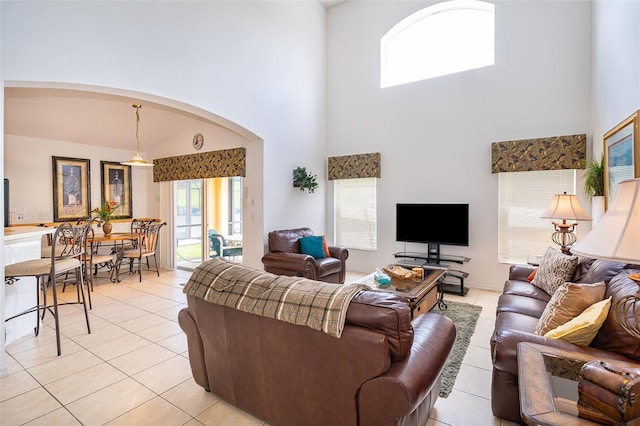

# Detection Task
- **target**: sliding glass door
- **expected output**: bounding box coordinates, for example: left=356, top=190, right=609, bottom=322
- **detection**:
left=174, top=177, right=243, bottom=271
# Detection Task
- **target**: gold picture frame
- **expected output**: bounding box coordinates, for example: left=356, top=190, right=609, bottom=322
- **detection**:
left=604, top=110, right=640, bottom=209
left=52, top=156, right=91, bottom=222
left=100, top=161, right=132, bottom=219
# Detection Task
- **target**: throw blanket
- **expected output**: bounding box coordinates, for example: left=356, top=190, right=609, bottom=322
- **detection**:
left=183, top=258, right=368, bottom=338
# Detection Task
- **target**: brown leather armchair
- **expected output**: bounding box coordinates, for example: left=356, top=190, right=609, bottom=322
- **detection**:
left=261, top=227, right=349, bottom=284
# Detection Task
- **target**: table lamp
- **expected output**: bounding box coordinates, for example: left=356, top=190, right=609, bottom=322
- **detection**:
left=571, top=178, right=640, bottom=339
left=541, top=192, right=592, bottom=254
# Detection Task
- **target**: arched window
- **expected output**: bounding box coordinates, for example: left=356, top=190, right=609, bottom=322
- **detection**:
left=381, top=0, right=495, bottom=88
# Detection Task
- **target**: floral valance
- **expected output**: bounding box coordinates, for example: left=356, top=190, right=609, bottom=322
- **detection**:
left=153, top=147, right=246, bottom=182
left=327, top=152, right=381, bottom=180
left=491, top=134, right=586, bottom=173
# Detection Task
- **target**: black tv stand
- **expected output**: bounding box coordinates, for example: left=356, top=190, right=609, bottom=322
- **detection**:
left=394, top=244, right=470, bottom=296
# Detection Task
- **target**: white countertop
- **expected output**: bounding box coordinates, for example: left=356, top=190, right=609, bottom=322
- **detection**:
left=4, top=226, right=55, bottom=243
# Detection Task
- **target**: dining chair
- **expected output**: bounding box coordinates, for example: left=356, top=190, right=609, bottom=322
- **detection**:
left=123, top=221, right=166, bottom=282
left=5, top=222, right=92, bottom=355
left=83, top=223, right=115, bottom=291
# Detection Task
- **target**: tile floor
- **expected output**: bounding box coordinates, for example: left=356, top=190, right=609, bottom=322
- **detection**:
left=0, top=268, right=517, bottom=426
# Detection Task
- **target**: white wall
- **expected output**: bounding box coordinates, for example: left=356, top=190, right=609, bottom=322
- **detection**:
left=327, top=0, right=592, bottom=290
left=1, top=0, right=328, bottom=268
left=4, top=135, right=153, bottom=225
left=591, top=0, right=640, bottom=159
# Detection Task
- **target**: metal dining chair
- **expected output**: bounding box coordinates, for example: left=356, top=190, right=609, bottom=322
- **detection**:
left=123, top=221, right=166, bottom=282
left=4, top=222, right=92, bottom=356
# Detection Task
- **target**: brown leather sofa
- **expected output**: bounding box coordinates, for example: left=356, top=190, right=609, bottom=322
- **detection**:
left=490, top=258, right=640, bottom=423
left=261, top=227, right=349, bottom=283
left=179, top=263, right=456, bottom=426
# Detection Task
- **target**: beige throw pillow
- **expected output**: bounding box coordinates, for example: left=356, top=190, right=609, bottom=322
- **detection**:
left=535, top=281, right=606, bottom=335
left=531, top=247, right=579, bottom=295
left=544, top=297, right=611, bottom=346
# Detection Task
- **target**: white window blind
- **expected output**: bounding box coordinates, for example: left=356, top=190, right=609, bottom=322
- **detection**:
left=334, top=178, right=377, bottom=250
left=498, top=170, right=576, bottom=263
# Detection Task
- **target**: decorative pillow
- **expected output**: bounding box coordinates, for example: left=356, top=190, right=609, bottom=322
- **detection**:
left=544, top=297, right=612, bottom=346
left=535, top=281, right=606, bottom=335
left=299, top=236, right=326, bottom=259
left=531, top=247, right=579, bottom=295
left=322, top=235, right=331, bottom=257
left=578, top=259, right=627, bottom=284
left=527, top=269, right=537, bottom=282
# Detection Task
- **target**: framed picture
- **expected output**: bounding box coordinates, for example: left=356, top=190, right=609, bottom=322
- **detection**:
left=100, top=161, right=132, bottom=218
left=52, top=156, right=91, bottom=222
left=604, top=110, right=640, bottom=209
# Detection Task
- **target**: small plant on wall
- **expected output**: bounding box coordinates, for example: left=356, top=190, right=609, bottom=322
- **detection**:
left=292, top=166, right=318, bottom=193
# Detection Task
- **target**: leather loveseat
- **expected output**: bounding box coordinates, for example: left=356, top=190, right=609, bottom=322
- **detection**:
left=179, top=259, right=456, bottom=426
left=490, top=256, right=640, bottom=423
left=261, top=227, right=349, bottom=283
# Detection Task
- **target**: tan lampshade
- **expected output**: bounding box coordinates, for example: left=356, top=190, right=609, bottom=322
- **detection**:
left=571, top=178, right=640, bottom=263
left=541, top=192, right=591, bottom=221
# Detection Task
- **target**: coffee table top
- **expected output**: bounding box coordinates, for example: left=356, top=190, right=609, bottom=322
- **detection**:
left=354, top=266, right=446, bottom=301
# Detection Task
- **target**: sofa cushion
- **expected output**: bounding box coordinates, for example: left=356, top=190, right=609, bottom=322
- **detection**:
left=315, top=257, right=342, bottom=277
left=503, top=280, right=552, bottom=302
left=544, top=297, right=611, bottom=346
left=496, top=294, right=548, bottom=318
left=299, top=236, right=326, bottom=259
left=531, top=247, right=579, bottom=295
left=571, top=257, right=596, bottom=282
left=576, top=259, right=627, bottom=284
left=345, top=290, right=413, bottom=362
left=590, top=270, right=640, bottom=361
left=535, top=281, right=606, bottom=335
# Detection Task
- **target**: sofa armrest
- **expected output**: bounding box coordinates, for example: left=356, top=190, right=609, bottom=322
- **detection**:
left=508, top=264, right=537, bottom=281
left=178, top=307, right=210, bottom=391
left=261, top=251, right=316, bottom=273
left=328, top=245, right=349, bottom=262
left=491, top=327, right=631, bottom=377
left=357, top=313, right=456, bottom=425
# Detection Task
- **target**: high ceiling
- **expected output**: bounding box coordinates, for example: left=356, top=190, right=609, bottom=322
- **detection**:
left=4, top=87, right=214, bottom=152
left=4, top=2, right=348, bottom=151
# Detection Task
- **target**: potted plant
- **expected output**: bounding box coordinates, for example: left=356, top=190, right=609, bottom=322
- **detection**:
left=92, top=200, right=120, bottom=235
left=292, top=166, right=319, bottom=193
left=583, top=154, right=605, bottom=224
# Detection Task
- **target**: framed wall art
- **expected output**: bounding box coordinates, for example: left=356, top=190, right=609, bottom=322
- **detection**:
left=100, top=161, right=132, bottom=218
left=52, top=156, right=91, bottom=222
left=604, top=110, right=640, bottom=209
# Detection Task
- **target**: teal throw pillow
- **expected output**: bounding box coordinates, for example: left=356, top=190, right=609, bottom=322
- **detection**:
left=299, top=236, right=326, bottom=259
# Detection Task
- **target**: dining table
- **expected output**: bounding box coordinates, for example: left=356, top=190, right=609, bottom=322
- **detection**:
left=89, top=232, right=139, bottom=282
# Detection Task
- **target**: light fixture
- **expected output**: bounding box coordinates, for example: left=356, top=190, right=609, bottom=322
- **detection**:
left=541, top=191, right=591, bottom=254
left=121, top=104, right=153, bottom=167
left=572, top=178, right=640, bottom=338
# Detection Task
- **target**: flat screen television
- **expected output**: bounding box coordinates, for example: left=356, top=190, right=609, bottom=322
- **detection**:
left=396, top=203, right=469, bottom=246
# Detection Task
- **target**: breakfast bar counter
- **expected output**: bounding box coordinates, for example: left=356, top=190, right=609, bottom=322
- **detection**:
left=4, top=226, right=55, bottom=345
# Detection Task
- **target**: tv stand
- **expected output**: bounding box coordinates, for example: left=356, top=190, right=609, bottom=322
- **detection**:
left=394, top=245, right=470, bottom=296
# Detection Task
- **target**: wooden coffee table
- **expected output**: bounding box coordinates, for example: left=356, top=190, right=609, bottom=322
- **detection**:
left=354, top=266, right=447, bottom=318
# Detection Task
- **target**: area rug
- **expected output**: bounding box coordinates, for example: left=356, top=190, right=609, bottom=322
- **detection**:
left=432, top=300, right=483, bottom=398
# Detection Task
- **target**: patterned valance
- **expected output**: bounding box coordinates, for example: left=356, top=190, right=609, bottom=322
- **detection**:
left=153, top=148, right=246, bottom=182
left=327, top=152, right=381, bottom=180
left=491, top=134, right=586, bottom=173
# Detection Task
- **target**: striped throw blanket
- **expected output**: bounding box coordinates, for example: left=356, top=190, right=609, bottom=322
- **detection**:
left=183, top=258, right=368, bottom=338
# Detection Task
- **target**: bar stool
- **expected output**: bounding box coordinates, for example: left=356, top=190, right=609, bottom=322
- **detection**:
left=4, top=222, right=92, bottom=356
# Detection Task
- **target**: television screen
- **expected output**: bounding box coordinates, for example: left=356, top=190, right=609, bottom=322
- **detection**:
left=396, top=203, right=469, bottom=246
